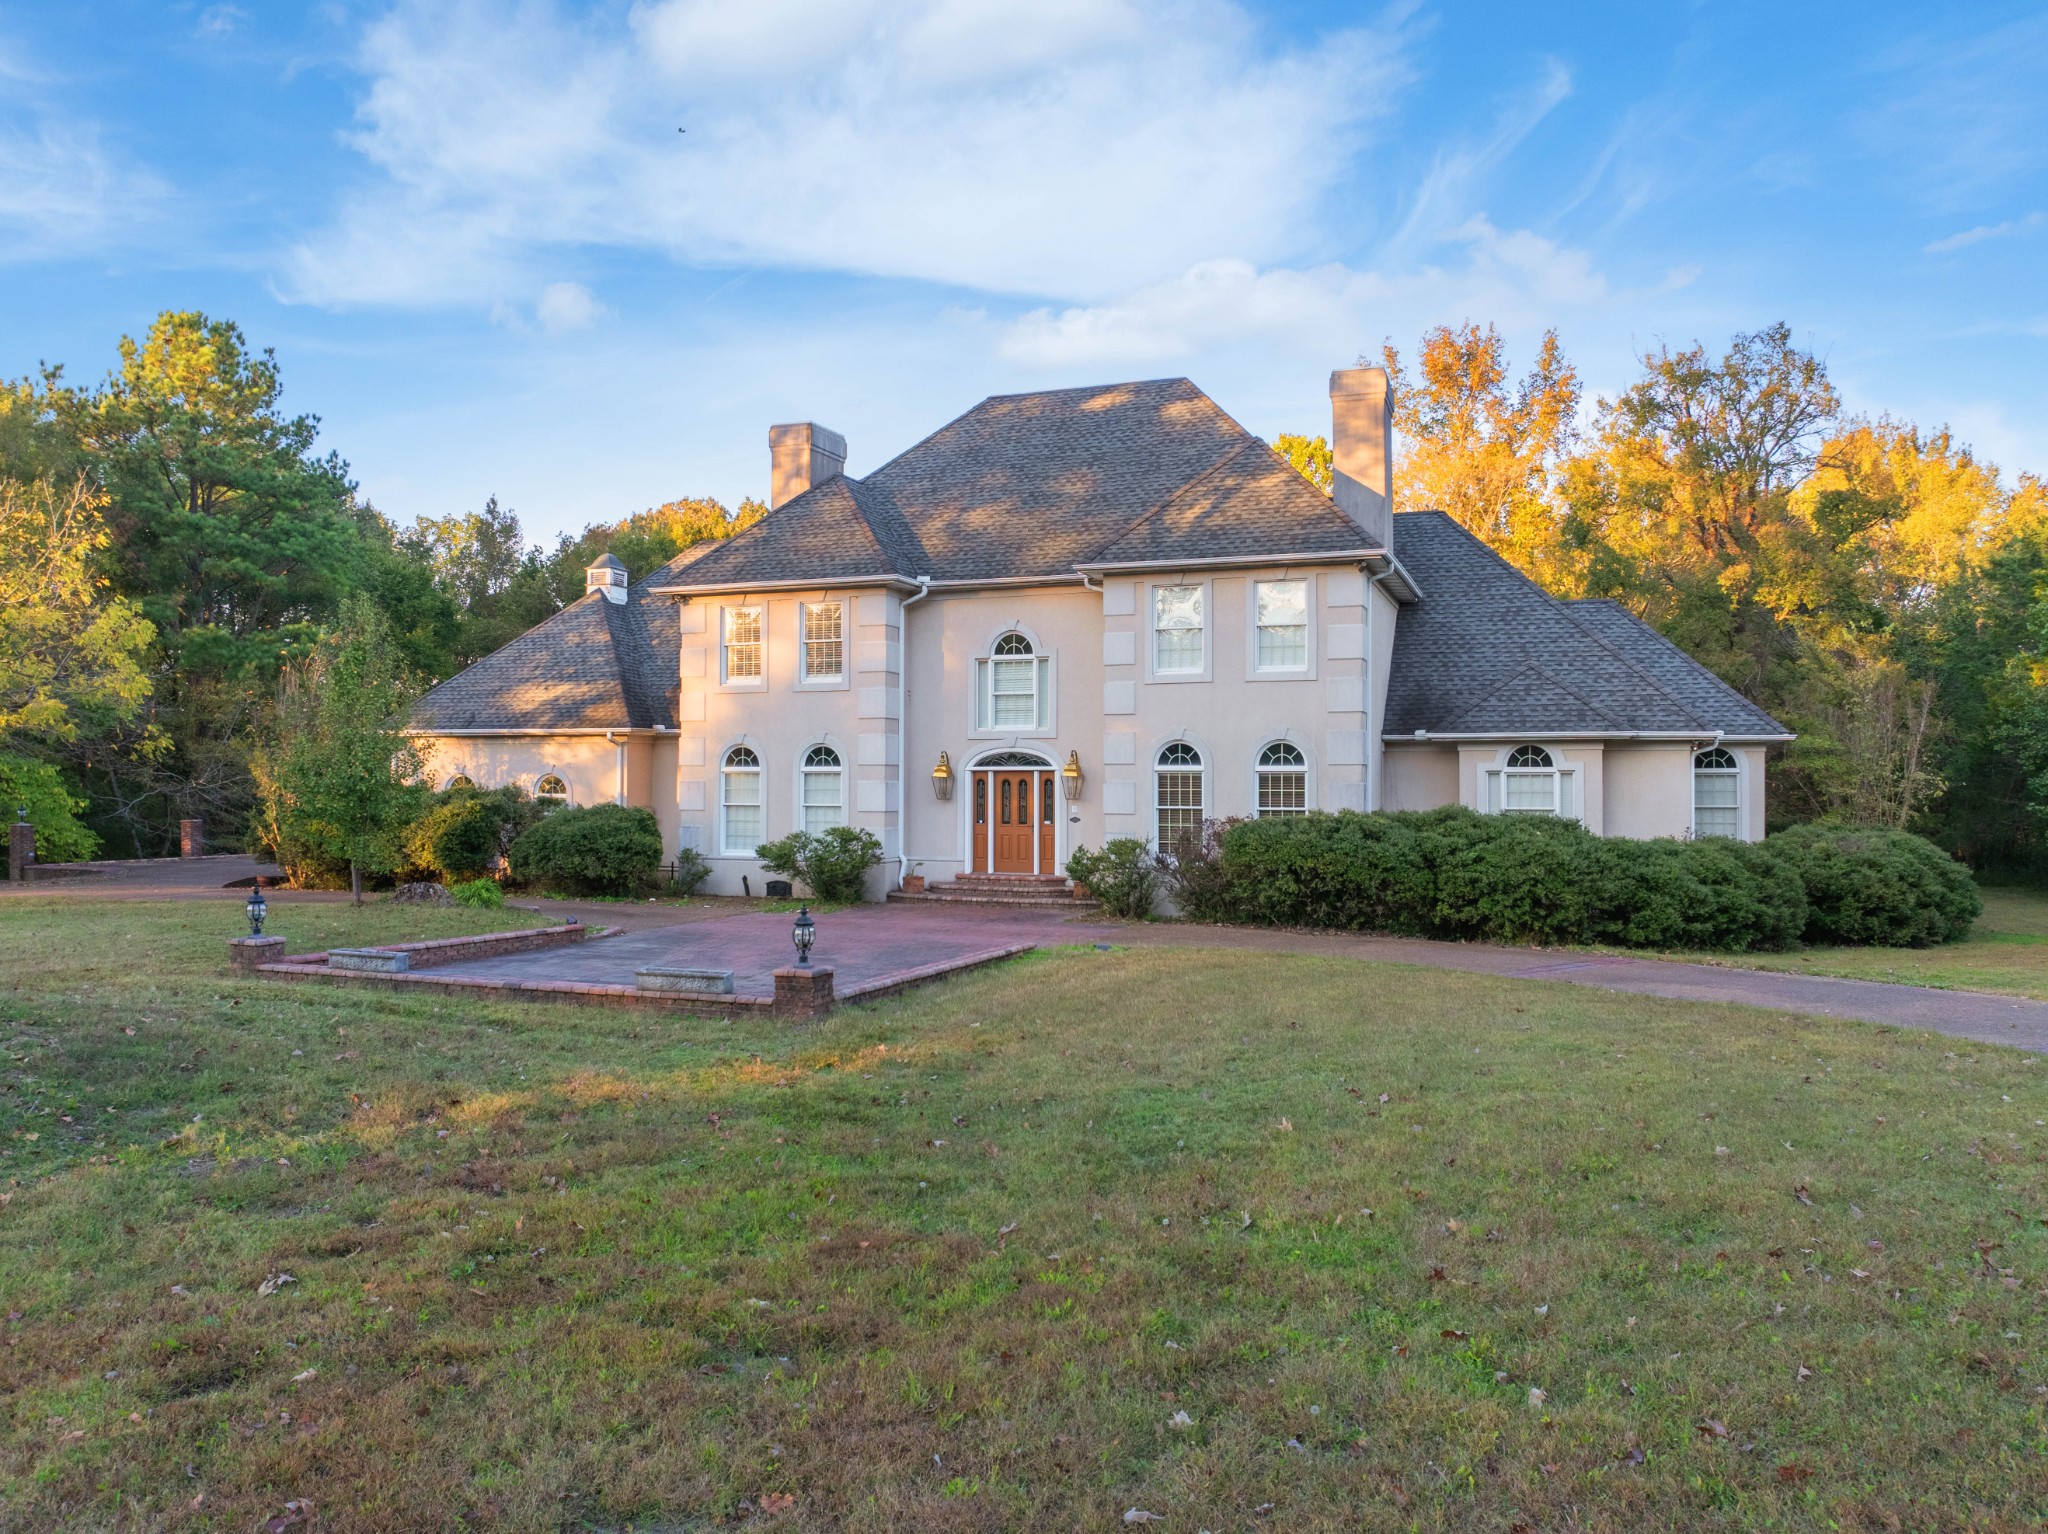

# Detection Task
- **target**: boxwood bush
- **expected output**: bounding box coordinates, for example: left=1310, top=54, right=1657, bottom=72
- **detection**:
left=755, top=827, right=884, bottom=902
left=1764, top=824, right=1981, bottom=946
left=507, top=803, right=663, bottom=896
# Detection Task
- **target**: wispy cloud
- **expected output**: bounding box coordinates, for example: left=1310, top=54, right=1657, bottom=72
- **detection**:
left=283, top=0, right=1416, bottom=310
left=1860, top=10, right=2048, bottom=211
left=1924, top=211, right=2044, bottom=254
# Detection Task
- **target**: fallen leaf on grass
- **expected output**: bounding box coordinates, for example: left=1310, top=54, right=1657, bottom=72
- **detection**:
left=1793, top=1186, right=1814, bottom=1206
left=1440, top=1329, right=1469, bottom=1341
left=1168, top=1410, right=1194, bottom=1428
left=758, top=1491, right=796, bottom=1515
left=1777, top=1462, right=1813, bottom=1484
left=1527, top=1387, right=1546, bottom=1407
left=1123, top=1509, right=1164, bottom=1524
left=1696, top=1419, right=1730, bottom=1440
left=291, top=1368, right=317, bottom=1383
left=262, top=1500, right=313, bottom=1533
left=1796, top=1364, right=1813, bottom=1382
left=1621, top=1445, right=1646, bottom=1465
left=256, top=1273, right=296, bottom=1297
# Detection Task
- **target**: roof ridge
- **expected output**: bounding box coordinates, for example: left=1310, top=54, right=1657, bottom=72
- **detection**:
left=843, top=475, right=929, bottom=575
left=860, top=376, right=1203, bottom=487
left=1566, top=597, right=1782, bottom=729
left=1079, top=434, right=1258, bottom=564
left=1440, top=659, right=1623, bottom=733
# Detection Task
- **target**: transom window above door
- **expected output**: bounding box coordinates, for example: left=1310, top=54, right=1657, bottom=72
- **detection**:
left=972, top=632, right=1053, bottom=733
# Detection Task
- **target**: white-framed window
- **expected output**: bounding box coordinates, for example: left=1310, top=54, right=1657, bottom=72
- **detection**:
left=1256, top=741, right=1308, bottom=815
left=800, top=745, right=844, bottom=833
left=1483, top=744, right=1574, bottom=818
left=801, top=601, right=843, bottom=682
left=1694, top=746, right=1741, bottom=838
left=1153, top=584, right=1205, bottom=674
left=721, top=746, right=763, bottom=853
left=1253, top=580, right=1309, bottom=672
left=722, top=605, right=764, bottom=685
left=972, top=632, right=1053, bottom=733
left=445, top=774, right=475, bottom=790
left=535, top=774, right=569, bottom=806
left=1156, top=741, right=1205, bottom=847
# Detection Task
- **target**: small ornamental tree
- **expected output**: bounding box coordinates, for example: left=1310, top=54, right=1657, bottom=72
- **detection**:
left=260, top=594, right=423, bottom=905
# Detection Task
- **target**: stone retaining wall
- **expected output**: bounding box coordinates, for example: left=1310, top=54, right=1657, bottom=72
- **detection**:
left=279, top=922, right=594, bottom=970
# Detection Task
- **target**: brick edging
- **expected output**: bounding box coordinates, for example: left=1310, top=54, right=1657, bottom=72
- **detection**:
left=278, top=921, right=604, bottom=970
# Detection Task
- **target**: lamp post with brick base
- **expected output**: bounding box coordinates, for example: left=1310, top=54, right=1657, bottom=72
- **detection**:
left=228, top=877, right=285, bottom=973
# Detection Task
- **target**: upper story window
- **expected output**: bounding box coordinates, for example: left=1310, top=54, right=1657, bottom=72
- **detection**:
left=973, top=632, right=1052, bottom=733
left=802, top=602, right=843, bottom=681
left=722, top=606, right=764, bottom=684
left=1156, top=741, right=1205, bottom=848
left=1498, top=744, right=1562, bottom=815
left=1694, top=746, right=1740, bottom=838
left=1256, top=741, right=1308, bottom=815
left=721, top=745, right=762, bottom=853
left=801, top=745, right=844, bottom=833
left=1153, top=584, right=1204, bottom=673
left=1253, top=580, right=1309, bottom=671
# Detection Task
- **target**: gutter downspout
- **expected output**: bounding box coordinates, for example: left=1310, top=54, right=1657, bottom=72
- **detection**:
left=893, top=577, right=933, bottom=889
left=605, top=730, right=625, bottom=806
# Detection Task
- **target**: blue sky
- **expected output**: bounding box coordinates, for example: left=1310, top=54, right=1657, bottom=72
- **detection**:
left=4, top=1, right=2045, bottom=543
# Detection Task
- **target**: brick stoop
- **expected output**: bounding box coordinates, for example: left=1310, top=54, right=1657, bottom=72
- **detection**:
left=891, top=873, right=1098, bottom=910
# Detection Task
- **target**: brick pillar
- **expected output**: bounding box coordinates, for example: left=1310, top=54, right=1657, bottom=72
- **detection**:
left=179, top=819, right=205, bottom=858
left=772, top=966, right=835, bottom=1020
left=8, top=821, right=32, bottom=882
left=229, top=935, right=286, bottom=973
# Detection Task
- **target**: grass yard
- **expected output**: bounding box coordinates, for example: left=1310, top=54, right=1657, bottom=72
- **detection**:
left=1663, top=888, right=2048, bottom=1000
left=3, top=900, right=2048, bottom=1531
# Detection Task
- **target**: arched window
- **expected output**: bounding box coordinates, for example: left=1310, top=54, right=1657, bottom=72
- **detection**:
left=1694, top=746, right=1741, bottom=838
left=1256, top=741, right=1308, bottom=816
left=1497, top=744, right=1561, bottom=815
left=721, top=746, right=763, bottom=854
left=535, top=774, right=569, bottom=806
left=801, top=745, right=844, bottom=834
left=1156, top=741, right=1204, bottom=848
left=974, top=632, right=1052, bottom=731
left=446, top=774, right=475, bottom=791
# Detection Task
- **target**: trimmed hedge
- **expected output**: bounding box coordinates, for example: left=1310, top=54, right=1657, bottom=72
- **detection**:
left=1766, top=824, right=1981, bottom=946
left=755, top=827, right=883, bottom=902
left=508, top=803, right=663, bottom=896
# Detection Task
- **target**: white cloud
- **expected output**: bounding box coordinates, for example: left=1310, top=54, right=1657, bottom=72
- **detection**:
left=0, top=120, right=164, bottom=260
left=535, top=279, right=603, bottom=331
left=1924, top=211, right=2044, bottom=254
left=197, top=5, right=247, bottom=38
left=1000, top=218, right=1611, bottom=370
left=284, top=0, right=1414, bottom=308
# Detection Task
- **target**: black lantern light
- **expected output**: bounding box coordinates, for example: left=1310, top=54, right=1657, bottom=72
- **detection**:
left=791, top=902, right=816, bottom=967
left=14, top=804, right=25, bottom=823
left=246, top=878, right=268, bottom=937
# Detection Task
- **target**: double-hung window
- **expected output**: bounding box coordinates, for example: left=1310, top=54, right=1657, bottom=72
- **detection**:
left=801, top=602, right=843, bottom=682
left=972, top=633, right=1052, bottom=732
left=721, top=746, right=762, bottom=852
left=1487, top=744, right=1567, bottom=817
left=1694, top=747, right=1741, bottom=838
left=1155, top=742, right=1205, bottom=848
left=722, top=606, right=764, bottom=684
left=1153, top=585, right=1204, bottom=674
left=1256, top=742, right=1308, bottom=815
left=1253, top=580, right=1308, bottom=672
left=801, top=745, right=844, bottom=833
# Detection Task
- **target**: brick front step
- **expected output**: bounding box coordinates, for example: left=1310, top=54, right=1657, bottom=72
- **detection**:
left=943, top=874, right=1071, bottom=890
left=888, top=889, right=1098, bottom=909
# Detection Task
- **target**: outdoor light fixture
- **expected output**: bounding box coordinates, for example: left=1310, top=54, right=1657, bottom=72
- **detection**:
left=246, top=879, right=268, bottom=937
left=14, top=805, right=24, bottom=822
left=930, top=750, right=954, bottom=801
left=1061, top=750, right=1085, bottom=803
left=791, top=903, right=816, bottom=967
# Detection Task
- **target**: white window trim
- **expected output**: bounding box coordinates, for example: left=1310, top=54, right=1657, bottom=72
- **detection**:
left=795, top=599, right=848, bottom=691
left=1145, top=579, right=1213, bottom=684
left=1252, top=739, right=1312, bottom=817
left=969, top=634, right=1058, bottom=738
left=1244, top=575, right=1317, bottom=681
left=1481, top=746, right=1580, bottom=822
left=719, top=604, right=767, bottom=691
left=1153, top=740, right=1208, bottom=846
left=533, top=772, right=573, bottom=807
left=720, top=745, right=765, bottom=855
left=797, top=742, right=847, bottom=834
left=1693, top=748, right=1743, bottom=840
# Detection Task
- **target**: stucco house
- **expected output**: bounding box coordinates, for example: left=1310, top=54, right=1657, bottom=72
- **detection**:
left=410, top=367, right=1790, bottom=897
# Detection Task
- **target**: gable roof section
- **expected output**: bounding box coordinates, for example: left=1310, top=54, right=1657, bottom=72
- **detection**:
left=654, top=377, right=1373, bottom=591
left=1384, top=511, right=1789, bottom=739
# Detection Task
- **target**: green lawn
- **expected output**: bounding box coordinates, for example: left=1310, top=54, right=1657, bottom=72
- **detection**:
left=4, top=899, right=2048, bottom=1530
left=1661, top=888, right=2048, bottom=1000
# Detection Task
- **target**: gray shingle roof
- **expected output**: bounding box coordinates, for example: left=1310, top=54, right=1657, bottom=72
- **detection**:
left=1384, top=511, right=1790, bottom=739
left=656, top=377, right=1373, bottom=589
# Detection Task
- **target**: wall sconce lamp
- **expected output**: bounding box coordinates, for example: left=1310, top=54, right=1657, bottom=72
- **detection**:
left=1061, top=751, right=1084, bottom=803
left=931, top=751, right=954, bottom=801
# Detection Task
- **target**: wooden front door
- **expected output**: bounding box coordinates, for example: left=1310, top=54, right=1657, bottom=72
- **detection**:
left=990, top=771, right=1036, bottom=872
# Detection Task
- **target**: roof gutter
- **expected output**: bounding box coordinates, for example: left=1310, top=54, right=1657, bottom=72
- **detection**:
left=1073, top=548, right=1387, bottom=575
left=1386, top=730, right=1795, bottom=743
left=403, top=727, right=663, bottom=738
left=647, top=574, right=925, bottom=599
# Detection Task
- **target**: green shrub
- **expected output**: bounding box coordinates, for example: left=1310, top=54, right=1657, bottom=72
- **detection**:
left=666, top=846, right=711, bottom=897
left=401, top=785, right=542, bottom=883
left=1765, top=824, right=1981, bottom=946
left=1177, top=807, right=1815, bottom=952
left=449, top=877, right=505, bottom=909
left=0, top=754, right=99, bottom=864
left=1066, top=838, right=1160, bottom=919
left=755, top=827, right=883, bottom=902
left=508, top=803, right=663, bottom=896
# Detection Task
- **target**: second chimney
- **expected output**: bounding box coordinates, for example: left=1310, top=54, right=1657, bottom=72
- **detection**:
left=769, top=422, right=848, bottom=509
left=1328, top=367, right=1394, bottom=549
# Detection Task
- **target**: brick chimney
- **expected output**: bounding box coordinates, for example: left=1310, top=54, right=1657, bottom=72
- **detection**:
left=769, top=423, right=847, bottom=509
left=1328, top=367, right=1394, bottom=549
